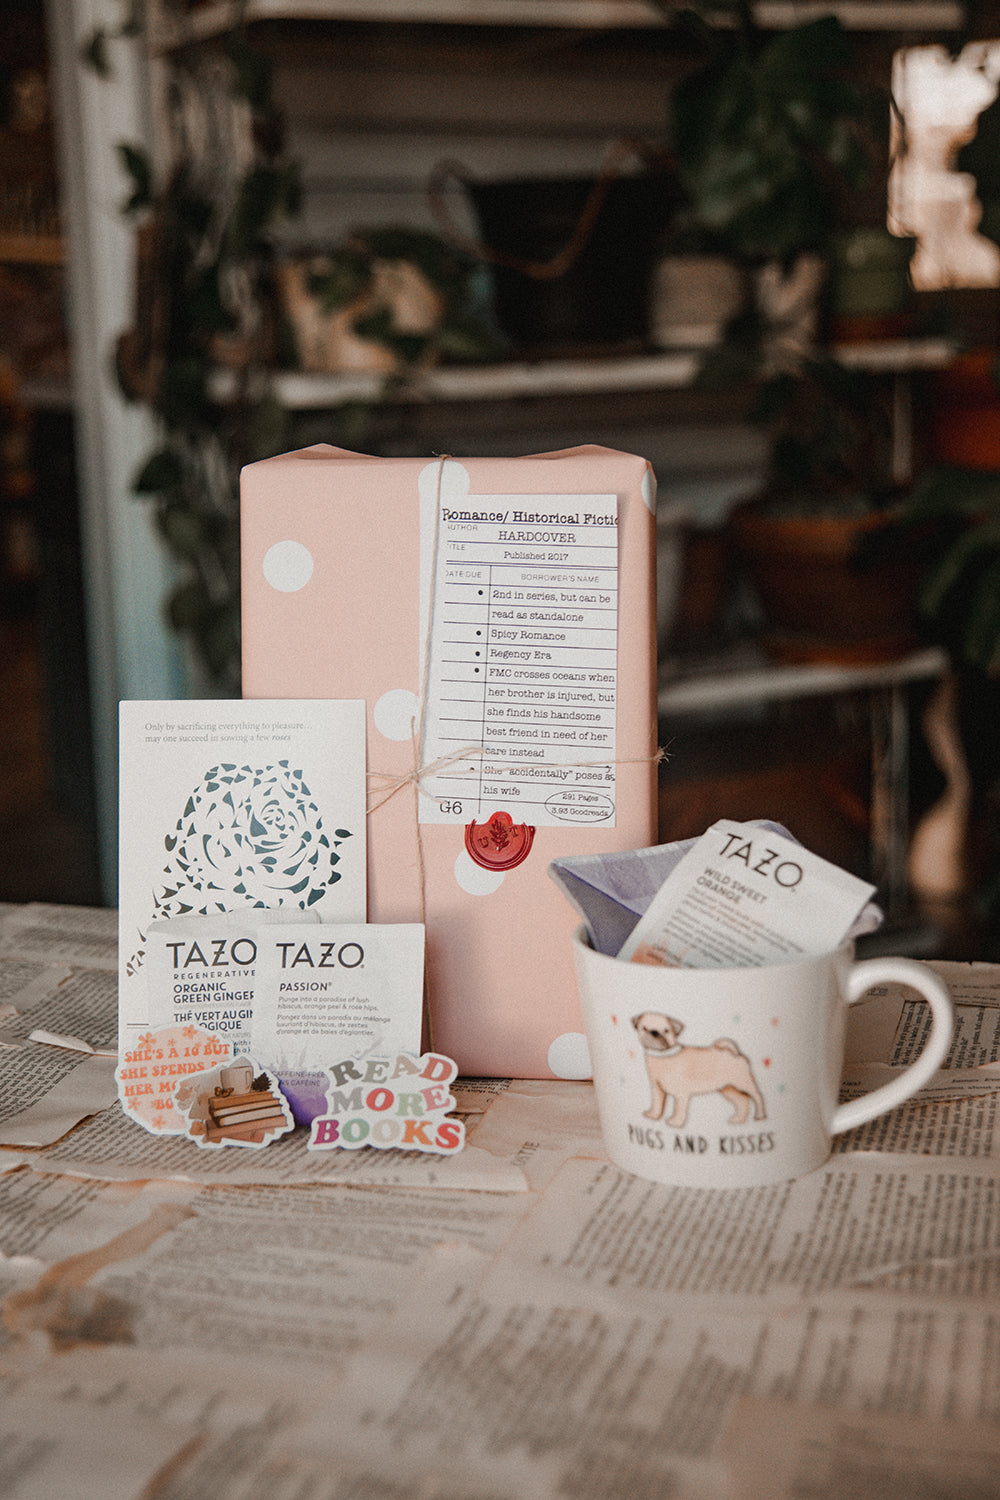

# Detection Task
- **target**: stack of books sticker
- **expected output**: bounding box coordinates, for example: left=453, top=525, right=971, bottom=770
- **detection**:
left=204, top=1084, right=289, bottom=1144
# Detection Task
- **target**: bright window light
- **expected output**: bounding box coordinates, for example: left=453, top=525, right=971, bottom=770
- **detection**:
left=891, top=43, right=1000, bottom=290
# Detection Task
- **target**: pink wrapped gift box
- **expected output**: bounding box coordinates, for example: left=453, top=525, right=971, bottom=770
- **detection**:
left=241, top=444, right=658, bottom=1078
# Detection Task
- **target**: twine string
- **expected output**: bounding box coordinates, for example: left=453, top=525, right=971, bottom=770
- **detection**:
left=368, top=743, right=666, bottom=818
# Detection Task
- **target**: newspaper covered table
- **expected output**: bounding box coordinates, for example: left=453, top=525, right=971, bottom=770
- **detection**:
left=1, top=902, right=1000, bottom=1498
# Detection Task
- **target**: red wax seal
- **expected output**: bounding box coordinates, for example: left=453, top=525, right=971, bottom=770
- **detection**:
left=464, top=811, right=535, bottom=872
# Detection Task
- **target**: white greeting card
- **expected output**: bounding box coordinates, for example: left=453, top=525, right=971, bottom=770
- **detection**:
left=119, top=699, right=367, bottom=1053
left=251, top=923, right=425, bottom=1125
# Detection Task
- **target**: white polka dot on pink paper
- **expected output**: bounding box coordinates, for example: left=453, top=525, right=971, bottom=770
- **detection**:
left=547, top=1032, right=592, bottom=1080
left=373, top=689, right=420, bottom=742
left=262, top=540, right=314, bottom=592
left=453, top=848, right=504, bottom=896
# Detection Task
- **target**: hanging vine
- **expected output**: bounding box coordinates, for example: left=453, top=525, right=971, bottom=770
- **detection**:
left=85, top=6, right=301, bottom=692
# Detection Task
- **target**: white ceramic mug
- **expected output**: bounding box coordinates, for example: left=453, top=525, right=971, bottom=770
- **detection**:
left=572, top=927, right=953, bottom=1188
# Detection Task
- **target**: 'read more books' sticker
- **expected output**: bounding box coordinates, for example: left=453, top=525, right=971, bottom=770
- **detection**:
left=307, top=1051, right=465, bottom=1154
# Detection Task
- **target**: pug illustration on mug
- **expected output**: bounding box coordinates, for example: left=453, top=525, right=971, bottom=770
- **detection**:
left=632, top=1011, right=767, bottom=1129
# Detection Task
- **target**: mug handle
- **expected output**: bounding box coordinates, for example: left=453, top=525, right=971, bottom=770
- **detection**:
left=831, top=957, right=953, bottom=1135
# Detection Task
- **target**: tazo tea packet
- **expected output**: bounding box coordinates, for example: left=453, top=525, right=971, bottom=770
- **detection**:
left=618, top=819, right=877, bottom=968
left=144, top=908, right=321, bottom=1051
left=251, top=923, right=426, bottom=1125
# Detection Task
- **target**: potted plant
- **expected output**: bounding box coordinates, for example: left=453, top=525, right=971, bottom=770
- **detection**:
left=725, top=349, right=931, bottom=661
left=650, top=3, right=886, bottom=355
left=666, top=5, right=879, bottom=264
left=659, top=5, right=924, bottom=660
left=665, top=2, right=901, bottom=370
left=901, top=465, right=1000, bottom=671
left=274, top=226, right=499, bottom=377
left=427, top=143, right=678, bottom=354
left=88, top=11, right=507, bottom=689
left=87, top=14, right=302, bottom=693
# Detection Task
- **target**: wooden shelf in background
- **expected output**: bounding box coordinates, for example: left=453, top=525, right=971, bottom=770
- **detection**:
left=210, top=339, right=956, bottom=413
left=0, top=233, right=63, bottom=265
left=150, top=0, right=965, bottom=51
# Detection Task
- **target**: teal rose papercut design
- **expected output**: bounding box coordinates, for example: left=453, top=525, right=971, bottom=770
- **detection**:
left=151, top=760, right=352, bottom=920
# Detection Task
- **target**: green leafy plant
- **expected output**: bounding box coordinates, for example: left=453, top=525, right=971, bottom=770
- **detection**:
left=665, top=5, right=878, bottom=264
left=753, top=353, right=896, bottom=506
left=87, top=13, right=499, bottom=691
left=659, top=4, right=899, bottom=521
left=903, top=465, right=1000, bottom=674
left=88, top=17, right=301, bottom=692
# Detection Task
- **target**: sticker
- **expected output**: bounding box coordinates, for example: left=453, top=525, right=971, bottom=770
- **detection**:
left=174, top=1055, right=295, bottom=1149
left=464, top=812, right=534, bottom=871
left=418, top=461, right=618, bottom=828
left=117, top=1024, right=233, bottom=1134
left=308, top=1051, right=465, bottom=1154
